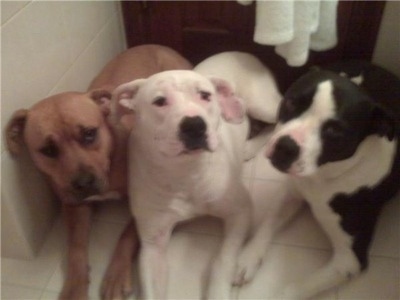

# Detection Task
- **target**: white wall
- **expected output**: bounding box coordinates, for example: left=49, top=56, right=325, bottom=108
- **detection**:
left=1, top=1, right=126, bottom=259
left=372, top=1, right=400, bottom=78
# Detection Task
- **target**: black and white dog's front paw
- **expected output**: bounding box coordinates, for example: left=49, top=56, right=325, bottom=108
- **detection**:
left=232, top=244, right=265, bottom=286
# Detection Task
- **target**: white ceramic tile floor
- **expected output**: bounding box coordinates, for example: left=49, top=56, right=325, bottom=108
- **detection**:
left=2, top=149, right=399, bottom=299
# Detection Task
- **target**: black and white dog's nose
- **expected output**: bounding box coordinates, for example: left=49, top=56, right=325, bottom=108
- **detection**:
left=270, top=135, right=300, bottom=172
left=179, top=116, right=208, bottom=150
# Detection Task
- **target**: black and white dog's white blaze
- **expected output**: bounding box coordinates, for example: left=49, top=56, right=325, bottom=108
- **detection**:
left=266, top=61, right=400, bottom=298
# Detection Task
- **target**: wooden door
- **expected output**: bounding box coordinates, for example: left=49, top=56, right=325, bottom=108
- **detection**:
left=121, top=1, right=385, bottom=91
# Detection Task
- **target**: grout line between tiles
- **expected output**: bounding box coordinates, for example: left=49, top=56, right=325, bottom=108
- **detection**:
left=248, top=157, right=257, bottom=180
left=39, top=287, right=55, bottom=299
left=369, top=254, right=400, bottom=260
left=1, top=281, right=44, bottom=293
left=178, top=230, right=222, bottom=239
left=41, top=258, right=63, bottom=295
left=1, top=1, right=33, bottom=27
left=271, top=241, right=331, bottom=253
left=173, top=228, right=222, bottom=240
left=252, top=177, right=287, bottom=182
left=91, top=217, right=129, bottom=226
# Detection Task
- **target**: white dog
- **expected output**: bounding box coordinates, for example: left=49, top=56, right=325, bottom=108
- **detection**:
left=113, top=52, right=282, bottom=299
left=115, top=70, right=251, bottom=299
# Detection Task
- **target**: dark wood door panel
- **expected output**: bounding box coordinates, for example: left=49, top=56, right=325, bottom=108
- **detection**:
left=122, top=1, right=385, bottom=91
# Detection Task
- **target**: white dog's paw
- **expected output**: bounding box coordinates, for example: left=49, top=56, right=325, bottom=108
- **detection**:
left=232, top=248, right=263, bottom=286
left=244, top=144, right=257, bottom=161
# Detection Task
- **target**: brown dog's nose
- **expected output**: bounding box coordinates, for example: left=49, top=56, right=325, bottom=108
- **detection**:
left=71, top=171, right=96, bottom=192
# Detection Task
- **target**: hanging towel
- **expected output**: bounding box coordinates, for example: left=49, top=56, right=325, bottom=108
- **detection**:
left=238, top=0, right=339, bottom=67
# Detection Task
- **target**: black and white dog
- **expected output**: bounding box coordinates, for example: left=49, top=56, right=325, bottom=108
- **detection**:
left=234, top=61, right=400, bottom=298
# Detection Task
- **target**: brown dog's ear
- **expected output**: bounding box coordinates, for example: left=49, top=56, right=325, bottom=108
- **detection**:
left=6, top=109, right=28, bottom=155
left=209, top=77, right=245, bottom=124
left=89, top=89, right=112, bottom=116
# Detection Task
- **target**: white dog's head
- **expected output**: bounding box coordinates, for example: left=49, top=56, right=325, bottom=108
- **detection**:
left=113, top=70, right=245, bottom=157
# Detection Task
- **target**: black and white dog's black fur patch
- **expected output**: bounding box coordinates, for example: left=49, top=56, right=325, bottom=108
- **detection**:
left=265, top=61, right=400, bottom=298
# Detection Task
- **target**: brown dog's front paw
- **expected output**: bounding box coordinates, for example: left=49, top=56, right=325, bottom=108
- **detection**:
left=59, top=278, right=89, bottom=300
left=100, top=262, right=133, bottom=300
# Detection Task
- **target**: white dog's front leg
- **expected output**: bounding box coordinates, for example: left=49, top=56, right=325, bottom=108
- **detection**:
left=139, top=241, right=169, bottom=299
left=232, top=213, right=275, bottom=286
left=207, top=207, right=251, bottom=299
left=137, top=215, right=175, bottom=300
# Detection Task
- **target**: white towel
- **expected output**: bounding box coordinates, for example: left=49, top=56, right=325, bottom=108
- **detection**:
left=238, top=0, right=338, bottom=67
left=310, top=0, right=339, bottom=51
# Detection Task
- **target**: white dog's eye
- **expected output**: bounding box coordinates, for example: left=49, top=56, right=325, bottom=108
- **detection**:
left=153, top=96, right=167, bottom=107
left=199, top=91, right=211, bottom=102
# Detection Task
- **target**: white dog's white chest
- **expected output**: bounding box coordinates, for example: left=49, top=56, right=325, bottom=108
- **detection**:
left=131, top=147, right=235, bottom=221
left=171, top=157, right=234, bottom=217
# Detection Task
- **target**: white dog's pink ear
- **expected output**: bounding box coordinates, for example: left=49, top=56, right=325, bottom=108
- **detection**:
left=112, top=79, right=146, bottom=122
left=210, top=77, right=245, bottom=124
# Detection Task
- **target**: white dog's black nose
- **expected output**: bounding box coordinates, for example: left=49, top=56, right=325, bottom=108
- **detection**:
left=270, top=135, right=300, bottom=172
left=179, top=116, right=208, bottom=151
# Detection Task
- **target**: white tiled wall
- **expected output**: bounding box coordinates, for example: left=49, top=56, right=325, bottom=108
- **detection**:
left=1, top=1, right=127, bottom=259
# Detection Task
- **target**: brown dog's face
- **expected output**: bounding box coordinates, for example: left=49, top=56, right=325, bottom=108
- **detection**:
left=6, top=91, right=113, bottom=204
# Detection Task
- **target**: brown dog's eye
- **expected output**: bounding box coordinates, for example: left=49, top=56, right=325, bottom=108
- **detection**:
left=39, top=143, right=59, bottom=158
left=153, top=96, right=167, bottom=107
left=199, top=91, right=211, bottom=102
left=81, top=127, right=97, bottom=145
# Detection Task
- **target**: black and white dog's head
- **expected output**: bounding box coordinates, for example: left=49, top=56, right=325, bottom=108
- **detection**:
left=266, top=69, right=397, bottom=177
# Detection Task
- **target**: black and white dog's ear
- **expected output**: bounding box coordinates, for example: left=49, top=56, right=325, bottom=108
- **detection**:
left=369, top=104, right=397, bottom=141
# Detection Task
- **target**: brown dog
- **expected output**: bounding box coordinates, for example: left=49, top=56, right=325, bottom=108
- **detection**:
left=5, top=44, right=192, bottom=300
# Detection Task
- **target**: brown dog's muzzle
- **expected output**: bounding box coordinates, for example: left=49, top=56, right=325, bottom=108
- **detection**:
left=70, top=169, right=102, bottom=200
